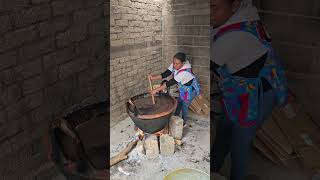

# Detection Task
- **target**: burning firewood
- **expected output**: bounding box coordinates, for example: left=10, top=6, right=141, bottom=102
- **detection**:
left=109, top=139, right=139, bottom=167
left=110, top=132, right=144, bottom=167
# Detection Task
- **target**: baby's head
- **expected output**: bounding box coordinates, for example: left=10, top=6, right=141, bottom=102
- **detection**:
left=210, top=0, right=241, bottom=28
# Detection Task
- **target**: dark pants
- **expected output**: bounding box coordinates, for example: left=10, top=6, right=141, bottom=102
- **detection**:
left=212, top=89, right=275, bottom=180
left=174, top=90, right=196, bottom=123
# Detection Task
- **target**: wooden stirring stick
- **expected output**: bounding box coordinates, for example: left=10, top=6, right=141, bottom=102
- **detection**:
left=148, top=75, right=156, bottom=104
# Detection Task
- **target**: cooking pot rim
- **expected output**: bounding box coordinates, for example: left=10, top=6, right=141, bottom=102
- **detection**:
left=126, top=93, right=177, bottom=119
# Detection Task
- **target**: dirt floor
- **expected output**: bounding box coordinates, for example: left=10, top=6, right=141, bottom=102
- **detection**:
left=109, top=112, right=210, bottom=180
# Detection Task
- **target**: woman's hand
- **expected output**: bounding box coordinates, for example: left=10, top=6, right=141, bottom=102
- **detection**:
left=148, top=74, right=162, bottom=81
left=148, top=74, right=154, bottom=80
left=149, top=84, right=166, bottom=95
left=150, top=89, right=158, bottom=95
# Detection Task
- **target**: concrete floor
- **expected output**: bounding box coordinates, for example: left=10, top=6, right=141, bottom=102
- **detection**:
left=110, top=112, right=210, bottom=180
left=53, top=110, right=315, bottom=180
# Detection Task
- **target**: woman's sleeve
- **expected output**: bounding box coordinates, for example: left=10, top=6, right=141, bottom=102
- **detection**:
left=211, top=31, right=268, bottom=73
left=161, top=69, right=172, bottom=78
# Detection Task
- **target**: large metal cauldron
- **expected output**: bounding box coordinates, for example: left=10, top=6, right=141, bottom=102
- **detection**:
left=126, top=93, right=177, bottom=133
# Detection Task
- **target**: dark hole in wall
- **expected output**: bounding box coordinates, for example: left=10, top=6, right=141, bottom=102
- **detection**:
left=49, top=101, right=108, bottom=179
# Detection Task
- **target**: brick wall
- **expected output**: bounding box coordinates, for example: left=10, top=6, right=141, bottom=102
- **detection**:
left=253, top=0, right=320, bottom=124
left=110, top=0, right=163, bottom=124
left=110, top=0, right=210, bottom=124
left=163, top=0, right=210, bottom=98
left=0, top=0, right=107, bottom=178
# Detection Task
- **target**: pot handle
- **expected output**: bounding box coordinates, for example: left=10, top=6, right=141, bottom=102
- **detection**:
left=127, top=99, right=139, bottom=115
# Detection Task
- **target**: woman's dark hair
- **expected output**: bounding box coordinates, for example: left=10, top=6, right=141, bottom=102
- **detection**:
left=174, top=52, right=186, bottom=62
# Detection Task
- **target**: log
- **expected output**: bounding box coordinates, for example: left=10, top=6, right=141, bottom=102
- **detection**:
left=110, top=139, right=139, bottom=167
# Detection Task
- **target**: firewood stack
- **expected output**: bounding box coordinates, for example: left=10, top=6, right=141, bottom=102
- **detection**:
left=189, top=94, right=210, bottom=116
left=254, top=100, right=320, bottom=171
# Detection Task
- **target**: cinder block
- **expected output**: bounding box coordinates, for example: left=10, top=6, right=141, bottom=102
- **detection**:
left=59, top=57, right=88, bottom=80
left=0, top=15, right=11, bottom=34
left=31, top=0, right=50, bottom=4
left=2, top=0, right=29, bottom=11
left=0, top=51, right=17, bottom=71
left=144, top=134, right=159, bottom=159
left=19, top=38, right=55, bottom=62
left=13, top=4, right=51, bottom=28
left=52, top=0, right=82, bottom=16
left=39, top=16, right=70, bottom=37
left=160, top=134, right=175, bottom=156
left=73, top=7, right=103, bottom=25
left=169, top=116, right=183, bottom=140
left=56, top=25, right=87, bottom=48
left=43, top=47, right=74, bottom=69
left=2, top=26, right=38, bottom=52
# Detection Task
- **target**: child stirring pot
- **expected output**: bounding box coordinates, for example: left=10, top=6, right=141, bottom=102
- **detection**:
left=149, top=52, right=201, bottom=126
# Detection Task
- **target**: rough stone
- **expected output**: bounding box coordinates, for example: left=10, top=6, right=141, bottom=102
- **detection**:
left=169, top=116, right=184, bottom=140
left=160, top=134, right=175, bottom=156
left=144, top=134, right=159, bottom=159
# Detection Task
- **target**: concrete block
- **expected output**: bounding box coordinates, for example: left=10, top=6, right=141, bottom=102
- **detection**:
left=73, top=7, right=103, bottom=25
left=0, top=15, right=11, bottom=34
left=89, top=19, right=105, bottom=36
left=19, top=38, right=55, bottom=62
left=177, top=36, right=193, bottom=46
left=43, top=47, right=74, bottom=69
left=52, top=0, right=83, bottom=16
left=0, top=51, right=17, bottom=71
left=175, top=15, right=194, bottom=25
left=39, top=16, right=70, bottom=37
left=15, top=58, right=42, bottom=80
left=13, top=4, right=51, bottom=28
left=160, top=134, right=175, bottom=156
left=169, top=116, right=183, bottom=140
left=144, top=134, right=159, bottom=159
left=2, top=0, right=29, bottom=11
left=6, top=84, right=21, bottom=105
left=85, top=0, right=105, bottom=7
left=22, top=75, right=45, bottom=95
left=56, top=25, right=87, bottom=48
left=31, top=0, right=50, bottom=4
left=2, top=26, right=38, bottom=52
left=59, top=58, right=88, bottom=80
left=76, top=36, right=105, bottom=57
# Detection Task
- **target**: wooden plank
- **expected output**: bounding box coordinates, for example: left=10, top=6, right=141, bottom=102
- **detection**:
left=253, top=137, right=282, bottom=166
left=191, top=98, right=202, bottom=113
left=194, top=96, right=210, bottom=116
left=261, top=117, right=294, bottom=155
left=297, top=146, right=320, bottom=170
left=273, top=103, right=320, bottom=150
left=256, top=131, right=289, bottom=165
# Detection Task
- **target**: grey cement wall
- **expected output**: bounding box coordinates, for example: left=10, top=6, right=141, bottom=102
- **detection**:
left=0, top=0, right=107, bottom=178
left=253, top=0, right=320, bottom=125
left=110, top=0, right=163, bottom=124
left=163, top=0, right=210, bottom=98
left=110, top=0, right=210, bottom=124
